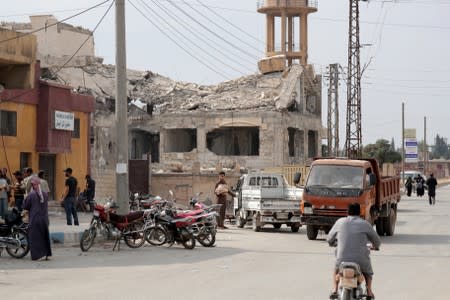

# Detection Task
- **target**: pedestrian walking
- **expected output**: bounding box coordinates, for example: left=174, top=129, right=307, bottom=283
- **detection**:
left=405, top=176, right=413, bottom=197
left=214, top=171, right=235, bottom=229
left=415, top=175, right=425, bottom=197
left=22, top=176, right=52, bottom=261
left=60, top=168, right=79, bottom=226
left=84, top=174, right=96, bottom=212
left=426, top=173, right=438, bottom=205
left=12, top=170, right=25, bottom=212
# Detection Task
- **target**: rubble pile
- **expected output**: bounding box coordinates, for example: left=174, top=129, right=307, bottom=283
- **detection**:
left=50, top=62, right=291, bottom=114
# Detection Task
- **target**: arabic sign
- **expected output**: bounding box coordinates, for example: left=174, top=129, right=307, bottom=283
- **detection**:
left=53, top=110, right=74, bottom=131
left=404, top=128, right=418, bottom=162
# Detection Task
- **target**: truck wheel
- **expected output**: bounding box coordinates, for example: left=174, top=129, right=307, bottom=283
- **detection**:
left=273, top=224, right=282, bottom=229
left=375, top=218, right=385, bottom=236
left=306, top=225, right=318, bottom=240
left=291, top=223, right=300, bottom=233
left=236, top=215, right=246, bottom=228
left=383, top=206, right=397, bottom=236
left=252, top=214, right=261, bottom=232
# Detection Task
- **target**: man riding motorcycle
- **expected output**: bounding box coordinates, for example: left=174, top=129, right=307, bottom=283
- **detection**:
left=327, top=203, right=381, bottom=300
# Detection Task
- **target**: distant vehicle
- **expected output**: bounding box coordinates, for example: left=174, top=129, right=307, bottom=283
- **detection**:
left=400, top=170, right=425, bottom=181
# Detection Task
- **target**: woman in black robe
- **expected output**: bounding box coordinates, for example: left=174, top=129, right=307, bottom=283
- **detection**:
left=23, top=177, right=52, bottom=261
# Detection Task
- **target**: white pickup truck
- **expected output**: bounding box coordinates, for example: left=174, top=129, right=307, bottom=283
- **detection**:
left=232, top=173, right=303, bottom=232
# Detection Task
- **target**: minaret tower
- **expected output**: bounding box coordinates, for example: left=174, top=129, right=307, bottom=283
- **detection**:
left=257, top=0, right=318, bottom=73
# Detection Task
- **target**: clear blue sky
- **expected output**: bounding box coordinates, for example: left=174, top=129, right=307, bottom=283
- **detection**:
left=2, top=0, right=449, bottom=148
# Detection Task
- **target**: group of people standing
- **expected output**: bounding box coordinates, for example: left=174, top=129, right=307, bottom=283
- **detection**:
left=0, top=166, right=95, bottom=261
left=404, top=172, right=438, bottom=205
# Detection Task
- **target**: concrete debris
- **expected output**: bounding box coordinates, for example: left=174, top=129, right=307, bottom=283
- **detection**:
left=47, top=62, right=303, bottom=115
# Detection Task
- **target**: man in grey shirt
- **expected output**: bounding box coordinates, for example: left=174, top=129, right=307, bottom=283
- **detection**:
left=327, top=203, right=381, bottom=300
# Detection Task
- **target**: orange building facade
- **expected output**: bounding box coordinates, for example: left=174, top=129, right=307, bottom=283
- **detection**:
left=0, top=28, right=94, bottom=200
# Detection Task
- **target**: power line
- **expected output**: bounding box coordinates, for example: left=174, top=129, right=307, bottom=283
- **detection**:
left=138, top=0, right=241, bottom=76
left=194, top=0, right=265, bottom=45
left=177, top=0, right=264, bottom=54
left=128, top=0, right=230, bottom=79
left=164, top=0, right=259, bottom=60
left=0, top=4, right=110, bottom=18
left=149, top=0, right=255, bottom=71
left=1, top=1, right=115, bottom=103
left=0, top=0, right=112, bottom=44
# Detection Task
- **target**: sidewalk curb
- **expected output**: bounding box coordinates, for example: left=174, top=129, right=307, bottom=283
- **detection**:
left=50, top=231, right=84, bottom=245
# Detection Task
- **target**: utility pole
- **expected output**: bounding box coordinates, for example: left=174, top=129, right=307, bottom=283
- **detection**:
left=345, top=0, right=367, bottom=158
left=401, top=102, right=405, bottom=183
left=424, top=116, right=427, bottom=175
left=115, top=0, right=129, bottom=214
left=327, top=63, right=340, bottom=157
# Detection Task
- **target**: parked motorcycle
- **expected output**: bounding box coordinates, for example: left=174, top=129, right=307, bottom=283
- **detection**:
left=80, top=201, right=146, bottom=252
left=189, top=196, right=220, bottom=247
left=0, top=208, right=29, bottom=259
left=145, top=207, right=197, bottom=249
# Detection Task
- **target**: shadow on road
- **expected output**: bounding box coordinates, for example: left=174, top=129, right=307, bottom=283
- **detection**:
left=382, top=233, right=450, bottom=245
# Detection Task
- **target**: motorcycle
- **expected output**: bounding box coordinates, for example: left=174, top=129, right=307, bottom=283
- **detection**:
left=145, top=207, right=197, bottom=249
left=80, top=201, right=146, bottom=252
left=188, top=195, right=220, bottom=247
left=333, top=244, right=378, bottom=300
left=0, top=208, right=29, bottom=259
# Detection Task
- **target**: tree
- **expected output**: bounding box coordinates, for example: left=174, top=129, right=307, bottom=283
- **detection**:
left=363, top=139, right=402, bottom=166
left=432, top=134, right=449, bottom=159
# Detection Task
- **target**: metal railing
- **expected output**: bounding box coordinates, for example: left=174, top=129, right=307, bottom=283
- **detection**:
left=257, top=0, right=318, bottom=10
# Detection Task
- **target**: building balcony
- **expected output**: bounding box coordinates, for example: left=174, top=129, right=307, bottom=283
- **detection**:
left=257, top=0, right=318, bottom=15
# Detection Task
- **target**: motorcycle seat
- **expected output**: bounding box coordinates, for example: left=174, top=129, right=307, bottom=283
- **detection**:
left=175, top=209, right=204, bottom=218
left=110, top=211, right=144, bottom=223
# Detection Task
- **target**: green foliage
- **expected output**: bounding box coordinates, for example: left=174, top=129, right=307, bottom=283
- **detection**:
left=363, top=139, right=402, bottom=165
left=432, top=134, right=449, bottom=159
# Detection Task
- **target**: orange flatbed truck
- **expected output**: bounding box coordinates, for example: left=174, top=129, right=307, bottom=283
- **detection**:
left=297, top=158, right=401, bottom=240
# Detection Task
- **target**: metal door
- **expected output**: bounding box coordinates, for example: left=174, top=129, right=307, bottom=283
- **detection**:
left=128, top=159, right=150, bottom=194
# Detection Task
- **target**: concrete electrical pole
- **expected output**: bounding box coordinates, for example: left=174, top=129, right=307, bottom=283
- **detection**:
left=115, top=0, right=129, bottom=214
left=327, top=63, right=340, bottom=157
left=345, top=0, right=367, bottom=158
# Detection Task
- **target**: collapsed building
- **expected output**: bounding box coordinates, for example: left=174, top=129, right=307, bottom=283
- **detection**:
left=52, top=61, right=322, bottom=199
left=2, top=2, right=324, bottom=201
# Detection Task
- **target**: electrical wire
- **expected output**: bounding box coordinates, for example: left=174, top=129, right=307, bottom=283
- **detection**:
left=128, top=0, right=230, bottom=79
left=177, top=0, right=264, bottom=54
left=163, top=0, right=259, bottom=60
left=194, top=0, right=265, bottom=46
left=0, top=0, right=112, bottom=45
left=0, top=4, right=110, bottom=19
left=0, top=1, right=114, bottom=103
left=136, top=0, right=235, bottom=77
left=149, top=0, right=255, bottom=72
left=0, top=1, right=115, bottom=176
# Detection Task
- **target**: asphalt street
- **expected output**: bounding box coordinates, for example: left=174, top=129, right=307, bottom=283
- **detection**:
left=1, top=185, right=449, bottom=300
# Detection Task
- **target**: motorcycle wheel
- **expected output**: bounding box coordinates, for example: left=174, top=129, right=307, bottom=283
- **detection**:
left=197, top=232, right=216, bottom=247
left=145, top=227, right=167, bottom=246
left=123, top=222, right=145, bottom=249
left=80, top=227, right=96, bottom=252
left=6, top=229, right=30, bottom=259
left=181, top=236, right=196, bottom=249
left=340, top=288, right=352, bottom=300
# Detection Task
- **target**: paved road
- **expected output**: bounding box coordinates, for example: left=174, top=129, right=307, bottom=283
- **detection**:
left=1, top=186, right=450, bottom=300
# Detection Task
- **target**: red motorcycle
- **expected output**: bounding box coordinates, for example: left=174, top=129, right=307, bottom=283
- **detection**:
left=144, top=207, right=200, bottom=249
left=80, top=202, right=146, bottom=251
